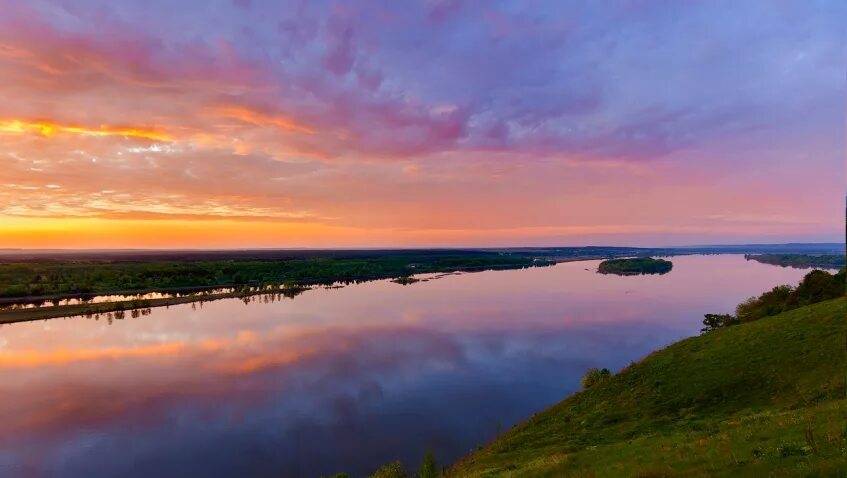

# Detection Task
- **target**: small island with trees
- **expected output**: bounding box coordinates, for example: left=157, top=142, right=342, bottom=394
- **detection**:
left=597, top=257, right=673, bottom=276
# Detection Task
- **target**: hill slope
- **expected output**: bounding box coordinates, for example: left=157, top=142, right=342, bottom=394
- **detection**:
left=450, top=297, right=847, bottom=477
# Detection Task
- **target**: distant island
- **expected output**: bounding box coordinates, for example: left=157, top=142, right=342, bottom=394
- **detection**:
left=597, top=257, right=673, bottom=276
left=744, top=253, right=846, bottom=270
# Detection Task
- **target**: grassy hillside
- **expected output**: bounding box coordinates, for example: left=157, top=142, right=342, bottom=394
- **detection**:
left=450, top=297, right=847, bottom=477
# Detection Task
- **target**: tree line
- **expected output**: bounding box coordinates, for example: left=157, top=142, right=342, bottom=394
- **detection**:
left=701, top=268, right=846, bottom=332
left=0, top=254, right=551, bottom=300
left=744, top=254, right=846, bottom=270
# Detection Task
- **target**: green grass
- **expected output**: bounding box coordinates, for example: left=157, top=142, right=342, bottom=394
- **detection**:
left=450, top=297, right=847, bottom=477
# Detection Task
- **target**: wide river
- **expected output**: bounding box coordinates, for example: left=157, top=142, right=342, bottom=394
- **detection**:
left=0, top=255, right=817, bottom=477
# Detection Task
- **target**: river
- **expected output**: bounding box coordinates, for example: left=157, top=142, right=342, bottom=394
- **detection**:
left=0, top=255, right=816, bottom=477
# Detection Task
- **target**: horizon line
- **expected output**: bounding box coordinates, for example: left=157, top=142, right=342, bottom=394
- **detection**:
left=0, top=242, right=843, bottom=253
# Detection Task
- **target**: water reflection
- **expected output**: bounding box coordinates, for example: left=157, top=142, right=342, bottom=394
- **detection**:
left=0, top=284, right=321, bottom=311
left=0, top=256, right=814, bottom=477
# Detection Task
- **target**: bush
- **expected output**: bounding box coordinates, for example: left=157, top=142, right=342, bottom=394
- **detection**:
left=418, top=450, right=438, bottom=478
left=581, top=368, right=611, bottom=389
left=701, top=313, right=739, bottom=332
left=834, top=267, right=846, bottom=293
left=2, top=285, right=27, bottom=297
left=776, top=442, right=811, bottom=458
left=787, top=269, right=843, bottom=307
left=736, top=285, right=793, bottom=322
left=369, top=460, right=407, bottom=478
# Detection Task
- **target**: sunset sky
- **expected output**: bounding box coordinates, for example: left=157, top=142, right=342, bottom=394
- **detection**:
left=0, top=0, right=844, bottom=249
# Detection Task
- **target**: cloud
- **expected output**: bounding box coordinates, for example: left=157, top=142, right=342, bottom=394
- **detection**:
left=0, top=0, right=842, bottom=245
left=0, top=119, right=171, bottom=142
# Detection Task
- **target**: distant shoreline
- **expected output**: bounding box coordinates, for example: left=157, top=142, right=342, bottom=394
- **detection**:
left=743, top=253, right=845, bottom=270
left=0, top=262, right=550, bottom=325
left=0, top=287, right=307, bottom=325
left=1, top=248, right=843, bottom=325
left=0, top=242, right=842, bottom=261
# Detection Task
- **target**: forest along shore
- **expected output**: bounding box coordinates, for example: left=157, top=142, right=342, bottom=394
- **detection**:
left=1, top=246, right=842, bottom=324
left=0, top=251, right=554, bottom=323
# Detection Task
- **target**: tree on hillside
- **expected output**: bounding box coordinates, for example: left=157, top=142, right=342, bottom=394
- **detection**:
left=835, top=268, right=846, bottom=295
left=369, top=460, right=407, bottom=478
left=736, top=285, right=793, bottom=323
left=702, top=268, right=845, bottom=332
left=787, top=270, right=843, bottom=307
left=701, top=313, right=739, bottom=333
left=418, top=450, right=438, bottom=478
left=581, top=368, right=611, bottom=389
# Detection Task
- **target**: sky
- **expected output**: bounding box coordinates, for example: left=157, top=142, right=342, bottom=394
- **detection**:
left=0, top=0, right=844, bottom=249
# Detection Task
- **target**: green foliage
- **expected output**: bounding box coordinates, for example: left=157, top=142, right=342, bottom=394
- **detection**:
left=775, top=442, right=811, bottom=458
left=735, top=284, right=793, bottom=323
left=580, top=367, right=611, bottom=389
left=451, top=298, right=847, bottom=477
left=744, top=253, right=846, bottom=269
left=0, top=253, right=550, bottom=300
left=418, top=450, right=438, bottom=478
left=700, top=313, right=738, bottom=332
left=788, top=269, right=844, bottom=307
left=702, top=268, right=846, bottom=332
left=369, top=460, right=408, bottom=478
left=597, top=257, right=673, bottom=276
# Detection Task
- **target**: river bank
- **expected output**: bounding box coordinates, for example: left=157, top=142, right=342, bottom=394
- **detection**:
left=0, top=262, right=551, bottom=324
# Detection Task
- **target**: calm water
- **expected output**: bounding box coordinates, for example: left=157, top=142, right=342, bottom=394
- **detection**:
left=0, top=255, right=815, bottom=477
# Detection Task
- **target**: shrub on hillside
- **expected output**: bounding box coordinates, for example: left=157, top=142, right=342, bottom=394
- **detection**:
left=787, top=269, right=844, bottom=307
left=701, top=313, right=739, bottom=332
left=581, top=368, right=611, bottom=389
left=736, top=285, right=793, bottom=323
left=702, top=268, right=846, bottom=332
left=369, top=461, right=407, bottom=478
left=418, top=450, right=438, bottom=478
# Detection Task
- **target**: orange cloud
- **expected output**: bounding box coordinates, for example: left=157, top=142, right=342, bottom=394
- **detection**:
left=0, top=119, right=171, bottom=142
left=0, top=217, right=372, bottom=249
left=211, top=105, right=315, bottom=134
